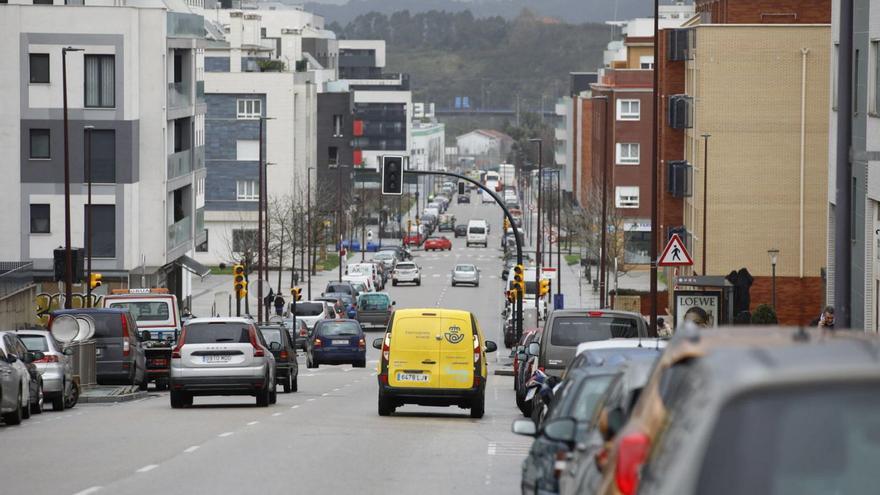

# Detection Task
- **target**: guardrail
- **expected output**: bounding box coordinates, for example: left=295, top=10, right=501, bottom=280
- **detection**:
left=67, top=340, right=97, bottom=388
left=0, top=261, right=34, bottom=300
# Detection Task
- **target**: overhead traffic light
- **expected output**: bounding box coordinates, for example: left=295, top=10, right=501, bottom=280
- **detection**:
left=291, top=287, right=302, bottom=301
left=233, top=264, right=247, bottom=299
left=89, top=272, right=103, bottom=290
left=512, top=264, right=525, bottom=295
left=539, top=279, right=550, bottom=297
left=381, top=155, right=404, bottom=195
left=458, top=182, right=465, bottom=195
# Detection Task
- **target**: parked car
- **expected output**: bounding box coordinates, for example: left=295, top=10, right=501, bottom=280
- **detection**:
left=454, top=224, right=468, bottom=238
left=258, top=325, right=298, bottom=393
left=0, top=333, right=39, bottom=423
left=50, top=308, right=147, bottom=388
left=324, top=292, right=357, bottom=319
left=315, top=297, right=345, bottom=320
left=0, top=345, right=27, bottom=425
left=342, top=274, right=375, bottom=293
left=307, top=319, right=366, bottom=369
left=372, top=308, right=497, bottom=417
left=451, top=263, right=480, bottom=287
left=457, top=194, right=471, bottom=204
left=355, top=292, right=395, bottom=330
left=372, top=251, right=398, bottom=271
left=323, top=281, right=358, bottom=299
left=347, top=263, right=383, bottom=291
left=438, top=214, right=456, bottom=232
left=284, top=317, right=310, bottom=350
left=16, top=330, right=77, bottom=411
left=392, top=262, right=421, bottom=286
left=293, top=301, right=333, bottom=331
left=515, top=329, right=543, bottom=416
left=424, top=236, right=453, bottom=251
left=378, top=246, right=412, bottom=261
left=169, top=318, right=276, bottom=408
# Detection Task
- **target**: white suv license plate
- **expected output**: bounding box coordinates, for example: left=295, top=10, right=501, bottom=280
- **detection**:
left=396, top=372, right=429, bottom=383
left=203, top=355, right=231, bottom=363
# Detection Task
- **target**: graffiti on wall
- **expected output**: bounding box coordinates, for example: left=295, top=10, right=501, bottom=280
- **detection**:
left=34, top=293, right=104, bottom=326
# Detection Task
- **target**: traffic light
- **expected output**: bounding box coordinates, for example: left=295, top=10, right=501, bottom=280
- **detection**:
left=512, top=264, right=525, bottom=295
left=381, top=155, right=404, bottom=195
left=291, top=287, right=302, bottom=301
left=539, top=279, right=550, bottom=297
left=458, top=182, right=465, bottom=195
left=233, top=264, right=247, bottom=299
left=89, top=273, right=103, bottom=290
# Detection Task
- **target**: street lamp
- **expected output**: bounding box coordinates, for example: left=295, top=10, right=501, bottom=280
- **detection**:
left=768, top=248, right=779, bottom=313
left=257, top=115, right=274, bottom=322
left=84, top=125, right=94, bottom=305
left=701, top=133, right=711, bottom=275
left=591, top=95, right=609, bottom=309
left=529, top=138, right=543, bottom=326
left=307, top=166, right=315, bottom=300
left=62, top=46, right=83, bottom=309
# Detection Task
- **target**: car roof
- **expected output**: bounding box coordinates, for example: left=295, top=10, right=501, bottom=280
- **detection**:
left=550, top=308, right=644, bottom=319
left=185, top=317, right=254, bottom=325
left=575, top=338, right=666, bottom=355
left=393, top=308, right=472, bottom=320
left=14, top=329, right=52, bottom=336
left=52, top=308, right=128, bottom=315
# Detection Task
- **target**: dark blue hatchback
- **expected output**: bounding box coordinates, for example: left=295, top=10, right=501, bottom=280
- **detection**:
left=306, top=319, right=366, bottom=369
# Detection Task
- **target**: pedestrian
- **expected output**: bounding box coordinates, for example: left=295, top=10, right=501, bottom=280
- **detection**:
left=817, top=305, right=835, bottom=329
left=274, top=293, right=285, bottom=317
left=656, top=317, right=673, bottom=338
left=264, top=288, right=274, bottom=319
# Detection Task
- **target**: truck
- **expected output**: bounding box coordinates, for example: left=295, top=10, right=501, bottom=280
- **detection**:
left=498, top=163, right=516, bottom=189
left=102, top=288, right=181, bottom=390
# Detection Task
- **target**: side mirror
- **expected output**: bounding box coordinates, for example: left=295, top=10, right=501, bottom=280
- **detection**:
left=542, top=417, right=577, bottom=444
left=527, top=342, right=540, bottom=356
left=6, top=354, right=18, bottom=364
left=29, top=351, right=45, bottom=362
left=372, top=338, right=383, bottom=350
left=511, top=418, right=537, bottom=437
left=484, top=340, right=498, bottom=353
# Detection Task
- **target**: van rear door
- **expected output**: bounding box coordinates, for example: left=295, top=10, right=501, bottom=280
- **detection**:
left=388, top=313, right=441, bottom=389
left=437, top=314, right=474, bottom=389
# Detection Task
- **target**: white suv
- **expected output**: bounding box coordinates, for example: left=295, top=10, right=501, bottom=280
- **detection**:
left=392, top=262, right=421, bottom=286
left=169, top=318, right=276, bottom=408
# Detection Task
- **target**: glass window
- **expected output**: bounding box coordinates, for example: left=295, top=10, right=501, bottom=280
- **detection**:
left=236, top=180, right=258, bottom=201
left=328, top=146, right=338, bottom=167
left=236, top=99, right=261, bottom=119
left=615, top=186, right=640, bottom=208
left=316, top=321, right=361, bottom=336
left=294, top=303, right=325, bottom=316
left=30, top=128, right=50, bottom=159
left=236, top=139, right=259, bottom=161
left=617, top=99, right=640, bottom=120
left=259, top=328, right=283, bottom=347
left=84, top=204, right=115, bottom=257
left=333, top=114, right=343, bottom=136
left=570, top=374, right=616, bottom=421
left=84, top=54, right=115, bottom=108
left=29, top=53, right=50, bottom=83
left=232, top=229, right=256, bottom=253
left=30, top=204, right=50, bottom=233
left=549, top=316, right=640, bottom=346
left=357, top=293, right=390, bottom=310
left=107, top=301, right=171, bottom=322
left=872, top=40, right=880, bottom=115
left=85, top=129, right=116, bottom=183
left=616, top=143, right=640, bottom=165
left=184, top=322, right=252, bottom=344
left=18, top=335, right=49, bottom=352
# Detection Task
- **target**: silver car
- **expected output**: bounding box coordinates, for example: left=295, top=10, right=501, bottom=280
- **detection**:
left=392, top=262, right=421, bottom=286
left=16, top=330, right=77, bottom=411
left=0, top=346, right=26, bottom=425
left=169, top=318, right=276, bottom=408
left=373, top=251, right=398, bottom=271
left=451, top=264, right=480, bottom=287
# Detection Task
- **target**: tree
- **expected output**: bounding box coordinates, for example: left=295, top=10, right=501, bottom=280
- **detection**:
left=751, top=304, right=778, bottom=325
left=571, top=181, right=632, bottom=286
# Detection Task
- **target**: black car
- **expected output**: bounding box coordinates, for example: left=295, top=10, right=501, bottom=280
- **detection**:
left=258, top=325, right=299, bottom=393
left=457, top=194, right=471, bottom=204
left=454, top=224, right=468, bottom=238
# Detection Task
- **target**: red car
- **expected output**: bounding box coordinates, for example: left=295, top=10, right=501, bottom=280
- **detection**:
left=403, top=233, right=423, bottom=246
left=424, top=236, right=452, bottom=251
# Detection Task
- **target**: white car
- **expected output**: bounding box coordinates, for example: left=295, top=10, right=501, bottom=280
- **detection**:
left=342, top=274, right=374, bottom=292
left=293, top=301, right=334, bottom=330
left=466, top=220, right=489, bottom=247
left=392, top=262, right=421, bottom=286
left=347, top=263, right=382, bottom=290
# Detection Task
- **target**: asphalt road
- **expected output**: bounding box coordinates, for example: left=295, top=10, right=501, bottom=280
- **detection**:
left=0, top=192, right=534, bottom=495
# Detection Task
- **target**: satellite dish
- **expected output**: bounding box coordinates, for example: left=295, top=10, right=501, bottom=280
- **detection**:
left=74, top=315, right=96, bottom=341
left=51, top=315, right=79, bottom=343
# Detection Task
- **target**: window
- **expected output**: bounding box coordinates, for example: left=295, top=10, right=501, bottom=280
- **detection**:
left=616, top=143, right=640, bottom=165
left=84, top=55, right=115, bottom=108
left=30, top=204, right=50, bottom=233
left=33, top=0, right=53, bottom=4
left=617, top=100, right=640, bottom=120
left=84, top=204, right=116, bottom=258
left=872, top=40, right=880, bottom=115
left=236, top=180, right=258, bottom=201
left=232, top=229, right=257, bottom=253
left=236, top=139, right=259, bottom=161
left=832, top=43, right=839, bottom=111
left=332, top=114, right=343, bottom=136
left=855, top=49, right=861, bottom=115
left=640, top=56, right=654, bottom=69
left=196, top=230, right=208, bottom=252
left=328, top=146, right=338, bottom=167
left=616, top=186, right=640, bottom=208
left=29, top=53, right=49, bottom=83
left=30, top=128, right=50, bottom=159
left=237, top=99, right=261, bottom=119
left=85, top=129, right=116, bottom=183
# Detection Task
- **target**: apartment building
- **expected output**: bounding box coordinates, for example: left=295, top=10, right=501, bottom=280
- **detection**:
left=826, top=0, right=880, bottom=331
left=0, top=1, right=208, bottom=308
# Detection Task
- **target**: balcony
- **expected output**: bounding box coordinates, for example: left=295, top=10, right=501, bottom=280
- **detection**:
left=196, top=81, right=205, bottom=102
left=168, top=82, right=191, bottom=109
left=195, top=207, right=205, bottom=233
left=168, top=149, right=193, bottom=180
left=168, top=216, right=192, bottom=250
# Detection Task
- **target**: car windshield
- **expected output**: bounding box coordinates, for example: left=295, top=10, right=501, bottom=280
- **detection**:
left=107, top=301, right=170, bottom=322
left=549, top=316, right=640, bottom=346
left=259, top=328, right=283, bottom=347
left=375, top=252, right=394, bottom=260
left=570, top=374, right=616, bottom=421
left=696, top=383, right=880, bottom=494
left=184, top=322, right=251, bottom=344
left=18, top=335, right=50, bottom=352
left=317, top=321, right=361, bottom=337
left=397, top=263, right=416, bottom=270
left=469, top=227, right=486, bottom=234
left=294, top=303, right=325, bottom=317
left=456, top=265, right=476, bottom=272
left=358, top=294, right=390, bottom=310
left=352, top=283, right=367, bottom=292
left=325, top=284, right=351, bottom=294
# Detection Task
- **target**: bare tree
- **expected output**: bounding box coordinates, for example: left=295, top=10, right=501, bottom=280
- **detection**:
left=572, top=181, right=632, bottom=282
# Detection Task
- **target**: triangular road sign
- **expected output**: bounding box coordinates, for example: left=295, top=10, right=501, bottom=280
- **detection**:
left=658, top=234, right=693, bottom=267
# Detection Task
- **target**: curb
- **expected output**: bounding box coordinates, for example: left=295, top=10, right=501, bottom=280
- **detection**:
left=493, top=369, right=515, bottom=376
left=78, top=389, right=150, bottom=404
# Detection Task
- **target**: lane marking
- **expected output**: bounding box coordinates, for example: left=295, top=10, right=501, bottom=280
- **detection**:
left=333, top=388, right=340, bottom=392
left=247, top=421, right=259, bottom=426
left=218, top=432, right=234, bottom=437
left=321, top=393, right=329, bottom=397
left=136, top=464, right=158, bottom=473
left=272, top=412, right=283, bottom=417
left=307, top=398, right=316, bottom=402
left=183, top=446, right=200, bottom=453
left=73, top=487, right=102, bottom=495
left=290, top=405, right=300, bottom=409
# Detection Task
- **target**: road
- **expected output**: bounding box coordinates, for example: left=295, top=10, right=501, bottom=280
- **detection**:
left=0, top=192, right=536, bottom=495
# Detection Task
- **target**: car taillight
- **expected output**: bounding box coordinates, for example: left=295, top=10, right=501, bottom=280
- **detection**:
left=248, top=328, right=265, bottom=357
left=171, top=328, right=186, bottom=359
left=314, top=338, right=323, bottom=348
left=280, top=350, right=288, bottom=360
left=382, top=333, right=391, bottom=362
left=358, top=338, right=366, bottom=349
left=121, top=314, right=131, bottom=357
left=473, top=334, right=481, bottom=364
left=34, top=354, right=60, bottom=364
left=615, top=432, right=651, bottom=495
left=300, top=326, right=307, bottom=337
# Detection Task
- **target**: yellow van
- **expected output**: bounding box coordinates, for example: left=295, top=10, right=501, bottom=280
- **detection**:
left=372, top=308, right=497, bottom=418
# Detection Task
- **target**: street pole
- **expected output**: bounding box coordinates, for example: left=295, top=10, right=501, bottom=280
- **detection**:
left=307, top=167, right=313, bottom=300
left=557, top=169, right=562, bottom=300
left=834, top=0, right=854, bottom=328
left=649, top=0, right=660, bottom=335
left=62, top=47, right=82, bottom=309
left=337, top=164, right=343, bottom=282
left=768, top=248, right=779, bottom=314
left=258, top=117, right=264, bottom=322
left=530, top=138, right=543, bottom=325
left=701, top=134, right=711, bottom=276
left=85, top=126, right=94, bottom=305
left=594, top=95, right=609, bottom=309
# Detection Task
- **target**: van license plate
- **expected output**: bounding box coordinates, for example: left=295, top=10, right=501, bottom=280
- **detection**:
left=396, top=373, right=429, bottom=382
left=203, top=355, right=230, bottom=363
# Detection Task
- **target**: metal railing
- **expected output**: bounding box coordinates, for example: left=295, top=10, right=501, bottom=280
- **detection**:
left=0, top=261, right=34, bottom=300
left=167, top=149, right=193, bottom=180
left=168, top=216, right=193, bottom=250
left=167, top=82, right=191, bottom=109
left=67, top=340, right=97, bottom=388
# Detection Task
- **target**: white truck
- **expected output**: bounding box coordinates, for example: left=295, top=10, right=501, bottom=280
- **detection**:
left=498, top=163, right=516, bottom=188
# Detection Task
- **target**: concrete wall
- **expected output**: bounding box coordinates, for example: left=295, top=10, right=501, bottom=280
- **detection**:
left=0, top=286, right=38, bottom=329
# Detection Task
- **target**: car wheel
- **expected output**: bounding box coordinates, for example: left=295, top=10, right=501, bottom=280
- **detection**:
left=52, top=381, right=66, bottom=411
left=392, top=281, right=398, bottom=286
left=306, top=354, right=317, bottom=369
left=282, top=373, right=292, bottom=393
left=378, top=393, right=395, bottom=416
left=516, top=391, right=532, bottom=417
left=354, top=359, right=366, bottom=368
left=475, top=282, right=479, bottom=288
left=470, top=392, right=485, bottom=419
left=155, top=379, right=168, bottom=392
left=416, top=280, right=421, bottom=286
left=138, top=379, right=148, bottom=391
left=183, top=393, right=193, bottom=407
left=292, top=375, right=298, bottom=393
left=22, top=389, right=31, bottom=420
left=170, top=390, right=187, bottom=409
left=256, top=383, right=270, bottom=407
left=2, top=389, right=23, bottom=425
left=31, top=381, right=43, bottom=415
left=452, top=282, right=456, bottom=287
left=66, top=381, right=79, bottom=409
left=269, top=384, right=277, bottom=405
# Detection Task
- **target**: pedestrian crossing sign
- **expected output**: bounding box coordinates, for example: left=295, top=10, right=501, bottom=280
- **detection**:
left=658, top=234, right=693, bottom=267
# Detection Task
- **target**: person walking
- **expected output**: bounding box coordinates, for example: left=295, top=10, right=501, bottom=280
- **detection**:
left=263, top=288, right=275, bottom=321
left=274, top=293, right=285, bottom=317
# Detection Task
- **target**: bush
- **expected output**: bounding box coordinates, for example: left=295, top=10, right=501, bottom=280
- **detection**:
left=751, top=304, right=778, bottom=325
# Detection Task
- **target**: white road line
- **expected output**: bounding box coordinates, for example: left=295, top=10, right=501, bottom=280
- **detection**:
left=307, top=398, right=316, bottom=402
left=246, top=421, right=259, bottom=426
left=218, top=432, right=234, bottom=437
left=272, top=412, right=283, bottom=417
left=290, top=405, right=300, bottom=409
left=136, top=465, right=158, bottom=473
left=321, top=393, right=329, bottom=397
left=183, top=446, right=200, bottom=453
left=72, top=486, right=102, bottom=495
left=333, top=388, right=340, bottom=392
left=432, top=274, right=440, bottom=277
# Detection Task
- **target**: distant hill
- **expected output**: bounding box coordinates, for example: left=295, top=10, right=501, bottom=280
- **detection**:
left=302, top=0, right=672, bottom=25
